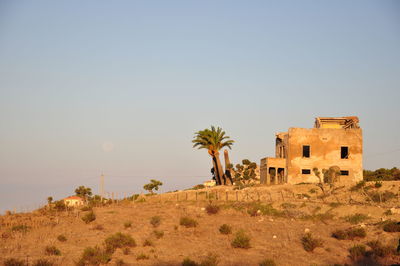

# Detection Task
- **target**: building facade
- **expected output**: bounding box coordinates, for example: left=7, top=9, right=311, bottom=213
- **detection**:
left=260, top=117, right=363, bottom=185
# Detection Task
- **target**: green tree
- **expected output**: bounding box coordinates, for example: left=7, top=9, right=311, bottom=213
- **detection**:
left=192, top=126, right=234, bottom=185
left=47, top=196, right=53, bottom=205
left=143, top=179, right=163, bottom=194
left=232, top=159, right=258, bottom=188
left=75, top=186, right=92, bottom=201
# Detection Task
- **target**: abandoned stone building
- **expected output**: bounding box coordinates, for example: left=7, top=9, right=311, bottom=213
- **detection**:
left=260, top=116, right=363, bottom=185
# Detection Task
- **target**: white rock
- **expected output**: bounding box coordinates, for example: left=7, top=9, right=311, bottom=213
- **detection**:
left=257, top=210, right=262, bottom=215
left=272, top=235, right=277, bottom=239
left=304, top=228, right=310, bottom=233
left=360, top=223, right=366, bottom=228
left=201, top=207, right=205, bottom=211
left=269, top=218, right=274, bottom=222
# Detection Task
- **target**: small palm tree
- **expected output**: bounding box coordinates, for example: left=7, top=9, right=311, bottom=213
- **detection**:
left=192, top=126, right=234, bottom=185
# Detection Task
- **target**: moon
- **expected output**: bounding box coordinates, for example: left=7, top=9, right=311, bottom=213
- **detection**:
left=102, top=142, right=114, bottom=152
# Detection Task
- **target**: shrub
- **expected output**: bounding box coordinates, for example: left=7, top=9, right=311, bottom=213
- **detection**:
left=153, top=230, right=164, bottom=239
left=199, top=253, right=219, bottom=266
left=57, top=234, right=67, bottom=242
left=115, top=259, right=126, bottom=266
left=182, top=258, right=198, bottom=266
left=3, top=258, right=26, bottom=266
left=383, top=209, right=392, bottom=216
left=180, top=217, right=198, bottom=228
left=76, top=246, right=111, bottom=266
left=368, top=191, right=396, bottom=202
left=45, top=245, right=61, bottom=256
left=383, top=221, right=400, bottom=232
left=374, top=181, right=382, bottom=188
left=82, top=211, right=96, bottom=224
left=11, top=224, right=30, bottom=233
left=348, top=244, right=366, bottom=261
left=259, top=259, right=276, bottom=266
left=104, top=232, right=136, bottom=253
left=281, top=203, right=296, bottom=209
left=143, top=239, right=154, bottom=247
left=80, top=206, right=92, bottom=211
left=350, top=181, right=366, bottom=191
left=231, top=230, right=251, bottom=249
left=136, top=253, right=149, bottom=260
left=205, top=204, right=220, bottom=215
left=92, top=224, right=104, bottom=230
left=301, top=233, right=323, bottom=252
left=247, top=203, right=282, bottom=217
left=150, top=216, right=161, bottom=227
left=367, top=240, right=393, bottom=257
left=124, top=221, right=132, bottom=229
left=332, top=227, right=366, bottom=240
left=219, top=224, right=232, bottom=235
left=328, top=202, right=342, bottom=208
left=33, top=259, right=53, bottom=266
left=343, top=213, right=369, bottom=224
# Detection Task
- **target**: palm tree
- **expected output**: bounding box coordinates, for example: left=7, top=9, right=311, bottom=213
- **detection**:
left=192, top=126, right=234, bottom=185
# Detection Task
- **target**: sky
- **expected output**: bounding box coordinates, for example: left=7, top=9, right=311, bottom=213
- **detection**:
left=0, top=0, right=399, bottom=213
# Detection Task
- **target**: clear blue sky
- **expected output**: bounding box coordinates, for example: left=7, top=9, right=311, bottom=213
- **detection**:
left=0, top=1, right=399, bottom=213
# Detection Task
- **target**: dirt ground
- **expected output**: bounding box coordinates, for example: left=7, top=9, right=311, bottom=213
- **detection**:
left=1, top=182, right=400, bottom=266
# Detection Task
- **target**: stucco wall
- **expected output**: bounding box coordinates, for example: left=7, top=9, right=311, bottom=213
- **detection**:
left=286, top=127, right=363, bottom=184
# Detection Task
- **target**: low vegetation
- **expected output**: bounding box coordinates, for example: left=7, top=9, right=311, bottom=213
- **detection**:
left=205, top=203, right=220, bottom=215
left=150, top=216, right=161, bottom=227
left=259, top=259, right=277, bottom=266
left=123, top=221, right=132, bottom=229
left=81, top=211, right=96, bottom=224
left=57, top=234, right=67, bottom=242
left=104, top=232, right=136, bottom=253
left=4, top=258, right=26, bottom=266
left=332, top=227, right=366, bottom=240
left=231, top=230, right=251, bottom=249
left=153, top=230, right=164, bottom=239
left=136, top=253, right=150, bottom=260
left=77, top=246, right=111, bottom=266
left=33, top=259, right=54, bottom=266
left=301, top=233, right=323, bottom=252
left=44, top=245, right=61, bottom=256
left=348, top=244, right=366, bottom=261
left=343, top=213, right=369, bottom=224
left=382, top=220, right=400, bottom=232
left=219, top=224, right=232, bottom=235
left=180, top=217, right=198, bottom=228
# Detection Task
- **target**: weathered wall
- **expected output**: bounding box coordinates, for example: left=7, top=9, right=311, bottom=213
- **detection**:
left=286, top=127, right=363, bottom=184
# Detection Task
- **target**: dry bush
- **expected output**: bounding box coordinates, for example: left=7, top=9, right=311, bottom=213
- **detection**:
left=3, top=258, right=26, bottom=266
left=301, top=233, right=323, bottom=252
left=219, top=224, right=232, bottom=235
left=45, top=245, right=61, bottom=256
left=280, top=203, right=296, bottom=209
left=81, top=211, right=96, bottom=224
left=382, top=221, right=400, bottom=232
left=181, top=253, right=219, bottom=266
left=136, top=253, right=150, bottom=260
left=205, top=204, right=220, bottom=215
left=343, top=213, right=369, bottom=224
left=150, top=216, right=161, bottom=227
left=367, top=240, right=393, bottom=258
left=92, top=224, right=104, bottom=230
left=182, top=258, right=198, bottom=266
left=332, top=227, right=366, bottom=240
left=231, top=230, right=251, bottom=249
left=246, top=202, right=282, bottom=217
left=348, top=244, right=366, bottom=261
left=368, top=191, right=396, bottom=202
left=11, top=224, right=30, bottom=233
left=76, top=246, right=111, bottom=266
left=153, top=230, right=164, bottom=239
left=123, top=221, right=132, bottom=229
left=143, top=239, right=154, bottom=247
left=259, top=259, right=276, bottom=266
left=180, top=217, right=198, bottom=228
left=104, top=232, right=136, bottom=253
left=33, top=259, right=54, bottom=266
left=115, top=259, right=126, bottom=266
left=57, top=234, right=67, bottom=242
left=350, top=181, right=366, bottom=191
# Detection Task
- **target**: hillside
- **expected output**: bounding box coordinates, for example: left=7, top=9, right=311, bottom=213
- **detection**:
left=1, top=182, right=400, bottom=266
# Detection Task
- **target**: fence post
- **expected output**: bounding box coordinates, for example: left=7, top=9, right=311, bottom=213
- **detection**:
left=226, top=191, right=228, bottom=201
left=206, top=191, right=208, bottom=200
left=236, top=191, right=238, bottom=201
left=281, top=191, right=285, bottom=201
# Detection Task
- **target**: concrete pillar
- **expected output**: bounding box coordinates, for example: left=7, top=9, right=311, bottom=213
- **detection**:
left=267, top=168, right=271, bottom=185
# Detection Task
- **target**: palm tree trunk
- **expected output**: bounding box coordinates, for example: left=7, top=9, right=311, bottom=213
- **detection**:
left=214, top=151, right=224, bottom=186
left=212, top=156, right=222, bottom=185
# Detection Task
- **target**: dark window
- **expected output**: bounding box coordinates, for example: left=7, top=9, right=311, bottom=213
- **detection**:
left=302, top=169, right=311, bottom=174
left=303, top=145, right=310, bottom=158
left=340, top=170, right=349, bottom=176
left=341, top=146, right=349, bottom=159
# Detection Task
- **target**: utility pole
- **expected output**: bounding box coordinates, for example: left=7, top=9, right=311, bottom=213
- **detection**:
left=100, top=172, right=105, bottom=199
